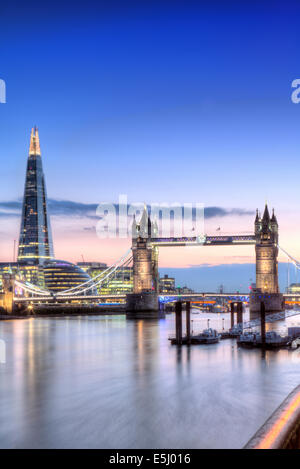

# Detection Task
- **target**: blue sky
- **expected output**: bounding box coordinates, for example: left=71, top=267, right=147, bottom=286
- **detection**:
left=160, top=261, right=299, bottom=293
left=0, top=1, right=300, bottom=289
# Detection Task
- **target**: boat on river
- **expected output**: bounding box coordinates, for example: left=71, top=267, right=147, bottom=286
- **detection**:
left=190, top=328, right=221, bottom=344
left=169, top=328, right=221, bottom=345
left=237, top=331, right=289, bottom=349
left=221, top=324, right=243, bottom=339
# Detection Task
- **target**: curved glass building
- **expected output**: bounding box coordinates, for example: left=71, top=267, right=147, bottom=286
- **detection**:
left=43, top=260, right=95, bottom=293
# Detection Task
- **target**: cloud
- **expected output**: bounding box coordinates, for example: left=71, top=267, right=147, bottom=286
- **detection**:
left=0, top=211, right=20, bottom=218
left=0, top=199, right=100, bottom=219
left=204, top=207, right=254, bottom=218
left=0, top=199, right=254, bottom=222
left=0, top=201, right=22, bottom=210
left=48, top=199, right=99, bottom=218
left=0, top=201, right=22, bottom=218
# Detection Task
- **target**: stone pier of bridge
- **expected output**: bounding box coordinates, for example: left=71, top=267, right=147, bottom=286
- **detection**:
left=0, top=273, right=15, bottom=314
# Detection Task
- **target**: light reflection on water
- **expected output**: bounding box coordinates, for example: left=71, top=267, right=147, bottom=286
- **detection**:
left=0, top=310, right=300, bottom=449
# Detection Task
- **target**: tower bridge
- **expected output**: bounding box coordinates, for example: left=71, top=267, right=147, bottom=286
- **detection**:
left=127, top=203, right=283, bottom=316
left=0, top=202, right=296, bottom=318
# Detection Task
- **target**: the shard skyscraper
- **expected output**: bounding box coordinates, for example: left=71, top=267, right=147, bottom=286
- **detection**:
left=18, top=127, right=54, bottom=265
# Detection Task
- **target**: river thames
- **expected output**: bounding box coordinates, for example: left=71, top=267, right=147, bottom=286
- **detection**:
left=0, top=310, right=300, bottom=449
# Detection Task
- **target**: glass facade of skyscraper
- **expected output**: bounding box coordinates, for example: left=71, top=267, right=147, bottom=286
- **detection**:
left=18, top=127, right=54, bottom=265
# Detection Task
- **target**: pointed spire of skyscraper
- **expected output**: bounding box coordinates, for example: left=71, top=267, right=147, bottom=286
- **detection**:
left=29, top=127, right=34, bottom=153
left=262, top=203, right=270, bottom=224
left=34, top=126, right=41, bottom=155
left=29, top=126, right=41, bottom=156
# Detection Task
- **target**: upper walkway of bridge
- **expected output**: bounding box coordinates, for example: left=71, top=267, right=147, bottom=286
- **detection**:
left=151, top=234, right=256, bottom=246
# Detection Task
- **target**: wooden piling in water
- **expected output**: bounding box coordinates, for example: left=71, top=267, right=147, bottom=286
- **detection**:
left=261, top=301, right=266, bottom=348
left=175, top=301, right=182, bottom=345
left=186, top=301, right=191, bottom=344
left=237, top=302, right=243, bottom=327
left=230, top=302, right=235, bottom=328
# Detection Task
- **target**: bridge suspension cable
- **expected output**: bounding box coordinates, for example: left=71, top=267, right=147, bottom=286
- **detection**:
left=57, top=249, right=133, bottom=296
left=13, top=249, right=133, bottom=298
left=59, top=255, right=133, bottom=296
left=278, top=245, right=300, bottom=270
left=56, top=249, right=131, bottom=295
left=14, top=279, right=52, bottom=296
left=96, top=254, right=133, bottom=291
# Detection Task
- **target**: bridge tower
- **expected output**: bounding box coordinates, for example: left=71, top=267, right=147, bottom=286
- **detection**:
left=126, top=206, right=161, bottom=318
left=250, top=204, right=284, bottom=313
left=132, top=206, right=153, bottom=293
left=151, top=217, right=159, bottom=293
left=255, top=205, right=279, bottom=293
left=0, top=273, right=15, bottom=314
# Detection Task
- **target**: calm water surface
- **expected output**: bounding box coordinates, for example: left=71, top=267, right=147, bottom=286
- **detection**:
left=0, top=310, right=300, bottom=449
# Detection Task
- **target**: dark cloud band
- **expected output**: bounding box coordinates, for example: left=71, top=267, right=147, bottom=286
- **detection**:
left=0, top=199, right=254, bottom=220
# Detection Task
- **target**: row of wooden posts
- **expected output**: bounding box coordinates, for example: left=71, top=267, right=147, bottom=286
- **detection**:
left=175, top=300, right=267, bottom=347
left=231, top=300, right=266, bottom=345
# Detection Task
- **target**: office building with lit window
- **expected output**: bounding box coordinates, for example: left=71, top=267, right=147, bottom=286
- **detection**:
left=159, top=274, right=175, bottom=293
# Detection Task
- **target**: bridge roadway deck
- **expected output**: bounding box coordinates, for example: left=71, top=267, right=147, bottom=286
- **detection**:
left=14, top=292, right=300, bottom=303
